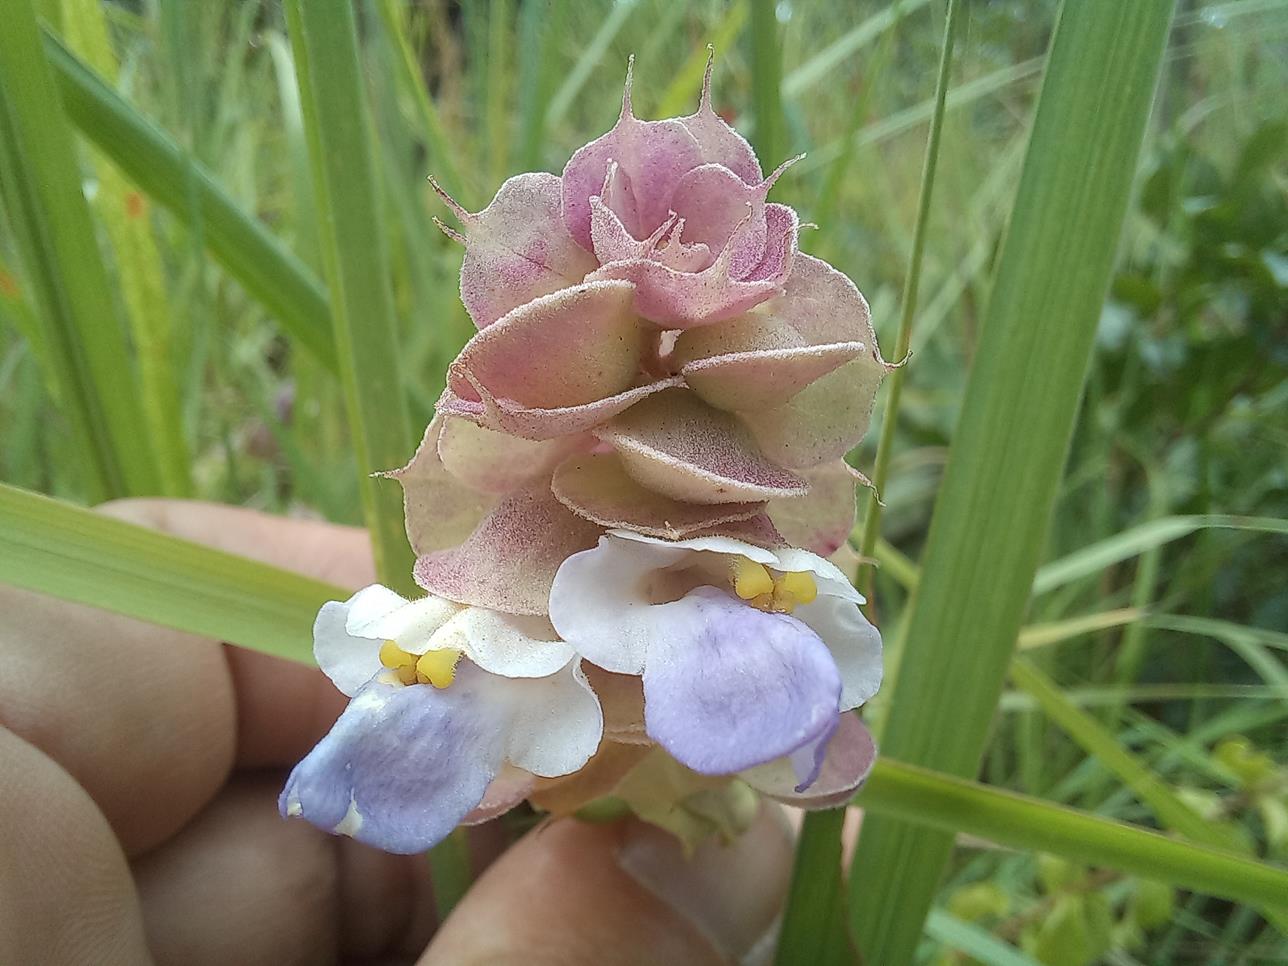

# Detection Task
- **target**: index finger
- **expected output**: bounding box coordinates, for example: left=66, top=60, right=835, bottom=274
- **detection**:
left=102, top=499, right=377, bottom=768
left=0, top=499, right=374, bottom=853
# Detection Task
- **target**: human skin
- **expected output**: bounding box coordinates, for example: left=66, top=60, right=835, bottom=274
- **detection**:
left=0, top=500, right=795, bottom=965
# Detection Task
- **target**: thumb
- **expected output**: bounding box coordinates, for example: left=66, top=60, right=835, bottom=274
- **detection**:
left=421, top=805, right=794, bottom=966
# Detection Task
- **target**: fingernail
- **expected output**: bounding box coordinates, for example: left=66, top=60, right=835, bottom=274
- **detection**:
left=616, top=803, right=794, bottom=963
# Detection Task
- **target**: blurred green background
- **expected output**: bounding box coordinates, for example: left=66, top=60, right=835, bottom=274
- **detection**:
left=1, top=1, right=1286, bottom=962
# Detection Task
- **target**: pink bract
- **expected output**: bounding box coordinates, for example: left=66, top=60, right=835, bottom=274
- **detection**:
left=416, top=52, right=891, bottom=564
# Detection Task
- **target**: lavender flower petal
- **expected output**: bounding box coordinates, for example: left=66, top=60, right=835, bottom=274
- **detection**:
left=279, top=672, right=504, bottom=854
left=641, top=587, right=841, bottom=776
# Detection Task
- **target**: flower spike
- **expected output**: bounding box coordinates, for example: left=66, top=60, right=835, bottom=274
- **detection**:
left=282, top=50, right=891, bottom=857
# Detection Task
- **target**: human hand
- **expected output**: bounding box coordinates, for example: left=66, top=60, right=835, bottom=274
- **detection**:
left=0, top=500, right=794, bottom=965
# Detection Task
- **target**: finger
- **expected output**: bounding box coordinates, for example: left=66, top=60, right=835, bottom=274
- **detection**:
left=133, top=773, right=490, bottom=965
left=0, top=501, right=375, bottom=854
left=422, top=805, right=795, bottom=965
left=0, top=726, right=151, bottom=965
left=133, top=774, right=427, bottom=965
left=101, top=499, right=372, bottom=767
left=99, top=498, right=375, bottom=586
left=0, top=583, right=235, bottom=855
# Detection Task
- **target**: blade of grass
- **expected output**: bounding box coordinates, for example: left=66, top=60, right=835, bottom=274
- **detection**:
left=1000, top=683, right=1287, bottom=710
left=847, top=4, right=1177, bottom=962
left=781, top=0, right=932, bottom=101
left=545, top=0, right=640, bottom=132
left=0, top=483, right=341, bottom=662
left=856, top=0, right=963, bottom=591
left=1017, top=608, right=1146, bottom=650
left=0, top=0, right=158, bottom=500
left=876, top=515, right=1287, bottom=597
left=796, top=58, right=1043, bottom=177
left=924, top=910, right=1043, bottom=966
left=41, top=31, right=338, bottom=372
left=516, top=0, right=567, bottom=170
left=773, top=805, right=854, bottom=966
left=855, top=759, right=1288, bottom=919
left=1008, top=658, right=1243, bottom=852
left=59, top=0, right=192, bottom=497
left=748, top=0, right=784, bottom=166
left=810, top=0, right=912, bottom=254
left=285, top=0, right=416, bottom=594
left=652, top=5, right=748, bottom=118
left=485, top=0, right=512, bottom=187
left=374, top=0, right=469, bottom=205
left=1033, top=515, right=1288, bottom=594
left=1144, top=615, right=1288, bottom=682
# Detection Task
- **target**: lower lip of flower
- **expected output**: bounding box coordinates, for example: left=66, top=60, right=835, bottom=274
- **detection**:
left=378, top=641, right=463, bottom=688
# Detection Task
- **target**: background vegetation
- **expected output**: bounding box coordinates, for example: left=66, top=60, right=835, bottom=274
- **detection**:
left=1, top=1, right=1285, bottom=962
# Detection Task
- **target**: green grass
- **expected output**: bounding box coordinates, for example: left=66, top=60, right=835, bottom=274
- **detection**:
left=1, top=2, right=1286, bottom=963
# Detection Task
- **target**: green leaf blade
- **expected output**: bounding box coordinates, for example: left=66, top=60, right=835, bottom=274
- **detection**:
left=0, top=484, right=340, bottom=663
left=42, top=32, right=339, bottom=373
left=0, top=0, right=159, bottom=499
left=848, top=3, right=1178, bottom=961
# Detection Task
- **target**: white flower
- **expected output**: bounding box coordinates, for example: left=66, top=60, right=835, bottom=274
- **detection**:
left=549, top=531, right=881, bottom=789
left=280, top=585, right=603, bottom=854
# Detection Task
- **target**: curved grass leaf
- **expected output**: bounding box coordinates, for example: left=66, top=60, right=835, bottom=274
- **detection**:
left=285, top=0, right=416, bottom=593
left=41, top=31, right=338, bottom=372
left=59, top=0, right=192, bottom=498
left=748, top=0, right=784, bottom=167
left=0, top=0, right=158, bottom=500
left=0, top=483, right=339, bottom=663
left=857, top=759, right=1288, bottom=922
left=1033, top=515, right=1288, bottom=595
left=924, top=910, right=1043, bottom=966
left=1009, top=658, right=1243, bottom=853
left=781, top=0, right=932, bottom=101
left=848, top=4, right=1178, bottom=961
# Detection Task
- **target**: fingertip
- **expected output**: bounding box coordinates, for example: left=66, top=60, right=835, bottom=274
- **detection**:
left=422, top=806, right=793, bottom=966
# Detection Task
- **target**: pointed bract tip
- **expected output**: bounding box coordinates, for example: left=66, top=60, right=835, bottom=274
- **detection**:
left=621, top=55, right=636, bottom=119
left=597, top=159, right=620, bottom=199
left=763, top=153, right=806, bottom=191
left=428, top=175, right=472, bottom=223
left=700, top=45, right=715, bottom=112
left=432, top=215, right=467, bottom=245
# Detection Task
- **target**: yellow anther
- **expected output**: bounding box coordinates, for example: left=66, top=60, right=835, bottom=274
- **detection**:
left=415, top=648, right=463, bottom=689
left=743, top=570, right=820, bottom=614
left=379, top=640, right=416, bottom=669
left=730, top=556, right=774, bottom=600
left=775, top=571, right=818, bottom=606
left=394, top=664, right=419, bottom=686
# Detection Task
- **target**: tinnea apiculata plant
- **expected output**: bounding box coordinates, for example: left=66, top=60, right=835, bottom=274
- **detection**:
left=280, top=52, right=894, bottom=854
